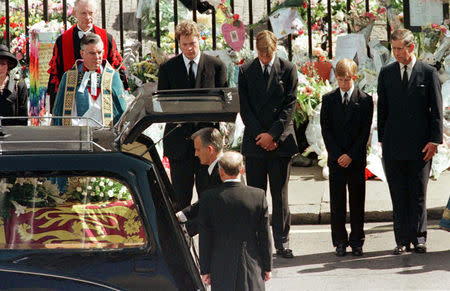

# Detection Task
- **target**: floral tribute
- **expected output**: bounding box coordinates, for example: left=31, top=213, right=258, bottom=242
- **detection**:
left=65, top=177, right=132, bottom=204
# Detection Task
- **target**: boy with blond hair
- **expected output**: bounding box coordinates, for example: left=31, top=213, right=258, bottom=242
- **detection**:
left=320, top=58, right=373, bottom=256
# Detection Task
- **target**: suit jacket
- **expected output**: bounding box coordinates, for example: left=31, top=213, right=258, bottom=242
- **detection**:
left=158, top=53, right=227, bottom=159
left=239, top=56, right=298, bottom=158
left=377, top=60, right=443, bottom=160
left=320, top=87, right=373, bottom=166
left=182, top=163, right=222, bottom=236
left=199, top=182, right=272, bottom=291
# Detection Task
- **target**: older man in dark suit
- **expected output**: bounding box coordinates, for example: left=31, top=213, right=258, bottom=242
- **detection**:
left=176, top=127, right=223, bottom=236
left=199, top=151, right=272, bottom=290
left=378, top=29, right=443, bottom=255
left=158, top=20, right=227, bottom=212
left=238, top=30, right=298, bottom=258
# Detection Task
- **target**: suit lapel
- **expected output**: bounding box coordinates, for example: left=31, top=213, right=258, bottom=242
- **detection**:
left=195, top=53, right=206, bottom=88
left=175, top=54, right=190, bottom=88
left=250, top=59, right=270, bottom=109
left=344, top=88, right=360, bottom=125
left=266, top=57, right=281, bottom=97
left=407, top=61, right=421, bottom=91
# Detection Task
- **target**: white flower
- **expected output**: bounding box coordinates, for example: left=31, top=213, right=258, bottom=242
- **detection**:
left=76, top=187, right=82, bottom=192
left=87, top=186, right=92, bottom=190
left=42, top=180, right=60, bottom=196
left=91, top=178, right=96, bottom=182
left=0, top=179, right=11, bottom=194
left=11, top=200, right=26, bottom=217
left=82, top=191, right=88, bottom=196
left=119, top=186, right=128, bottom=194
left=108, top=190, right=114, bottom=197
left=99, top=182, right=105, bottom=187
left=335, top=10, right=345, bottom=22
left=108, top=181, right=113, bottom=186
left=118, top=193, right=123, bottom=199
left=99, top=192, right=104, bottom=197
left=96, top=186, right=100, bottom=191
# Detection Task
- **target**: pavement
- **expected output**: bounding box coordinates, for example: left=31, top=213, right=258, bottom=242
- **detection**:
left=265, top=162, right=450, bottom=225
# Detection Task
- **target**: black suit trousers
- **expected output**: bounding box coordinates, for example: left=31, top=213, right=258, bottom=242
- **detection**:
left=328, top=162, right=366, bottom=248
left=245, top=157, right=291, bottom=249
left=382, top=159, right=430, bottom=246
left=169, top=157, right=209, bottom=212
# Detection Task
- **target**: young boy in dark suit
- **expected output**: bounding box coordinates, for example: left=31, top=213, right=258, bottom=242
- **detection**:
left=320, top=58, right=373, bottom=256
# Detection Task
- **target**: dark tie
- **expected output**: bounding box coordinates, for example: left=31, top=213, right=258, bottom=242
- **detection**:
left=402, top=65, right=408, bottom=88
left=189, top=60, right=196, bottom=88
left=343, top=92, right=349, bottom=107
left=263, top=65, right=270, bottom=82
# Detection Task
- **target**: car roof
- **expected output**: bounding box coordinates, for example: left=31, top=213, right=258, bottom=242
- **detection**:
left=0, top=88, right=239, bottom=155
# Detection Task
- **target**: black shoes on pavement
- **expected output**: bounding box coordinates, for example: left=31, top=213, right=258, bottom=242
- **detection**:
left=393, top=243, right=426, bottom=255
left=335, top=245, right=346, bottom=257
left=276, top=248, right=294, bottom=258
left=335, top=245, right=363, bottom=257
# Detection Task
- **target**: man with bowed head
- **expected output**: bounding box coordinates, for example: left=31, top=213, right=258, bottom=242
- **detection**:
left=198, top=151, right=272, bottom=291
left=48, top=0, right=128, bottom=111
left=377, top=28, right=443, bottom=255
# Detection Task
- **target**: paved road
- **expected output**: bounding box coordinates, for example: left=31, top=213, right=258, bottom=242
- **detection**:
left=267, top=221, right=450, bottom=291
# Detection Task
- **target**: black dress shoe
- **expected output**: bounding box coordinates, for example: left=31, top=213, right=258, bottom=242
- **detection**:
left=276, top=248, right=294, bottom=258
left=414, top=243, right=427, bottom=253
left=351, top=246, right=363, bottom=256
left=335, top=245, right=346, bottom=257
left=393, top=245, right=407, bottom=255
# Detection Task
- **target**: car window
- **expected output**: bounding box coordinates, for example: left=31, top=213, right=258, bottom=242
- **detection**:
left=0, top=176, right=147, bottom=250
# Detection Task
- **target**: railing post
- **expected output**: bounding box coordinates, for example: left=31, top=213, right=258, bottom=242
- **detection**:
left=327, top=0, right=332, bottom=59
left=25, top=0, right=29, bottom=62
left=212, top=8, right=216, bottom=50
left=156, top=0, right=160, bottom=48
left=43, top=0, right=48, bottom=21
left=119, top=0, right=124, bottom=53
left=174, top=0, right=178, bottom=54
left=101, top=0, right=106, bottom=29
left=307, top=0, right=312, bottom=59
left=249, top=0, right=253, bottom=50
left=63, top=0, right=67, bottom=31
left=267, top=0, right=271, bottom=31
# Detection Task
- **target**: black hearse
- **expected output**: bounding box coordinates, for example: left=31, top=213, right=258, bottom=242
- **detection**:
left=0, top=88, right=238, bottom=290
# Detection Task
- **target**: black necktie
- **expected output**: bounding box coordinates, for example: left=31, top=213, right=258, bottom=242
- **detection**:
left=402, top=65, right=408, bottom=88
left=263, top=65, right=269, bottom=82
left=343, top=92, right=349, bottom=107
left=189, top=60, right=196, bottom=88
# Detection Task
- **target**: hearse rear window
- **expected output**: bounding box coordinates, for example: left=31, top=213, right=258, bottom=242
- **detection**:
left=0, top=176, right=147, bottom=250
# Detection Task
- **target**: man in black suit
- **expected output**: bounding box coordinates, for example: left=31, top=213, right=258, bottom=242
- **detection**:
left=158, top=20, right=227, bottom=211
left=176, top=127, right=223, bottom=236
left=378, top=29, right=443, bottom=255
left=321, top=59, right=373, bottom=257
left=238, top=30, right=298, bottom=258
left=199, top=151, right=272, bottom=290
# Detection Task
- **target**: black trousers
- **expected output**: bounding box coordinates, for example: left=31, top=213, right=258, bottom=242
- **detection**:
left=169, top=156, right=209, bottom=212
left=245, top=157, right=291, bottom=249
left=328, top=162, right=366, bottom=248
left=383, top=159, right=430, bottom=246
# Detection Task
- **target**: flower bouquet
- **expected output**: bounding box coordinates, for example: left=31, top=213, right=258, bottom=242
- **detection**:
left=0, top=178, right=63, bottom=219
left=65, top=177, right=131, bottom=203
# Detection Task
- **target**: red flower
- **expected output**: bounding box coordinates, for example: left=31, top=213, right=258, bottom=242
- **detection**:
left=431, top=23, right=439, bottom=29
left=3, top=31, right=6, bottom=40
left=201, top=36, right=206, bottom=40
left=238, top=59, right=244, bottom=65
left=232, top=14, right=239, bottom=20
left=10, top=22, right=19, bottom=28
left=0, top=16, right=5, bottom=26
left=365, top=168, right=375, bottom=180
left=298, top=29, right=304, bottom=35
left=303, top=1, right=308, bottom=9
left=440, top=27, right=447, bottom=34
left=377, top=7, right=386, bottom=14
left=312, top=23, right=318, bottom=30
